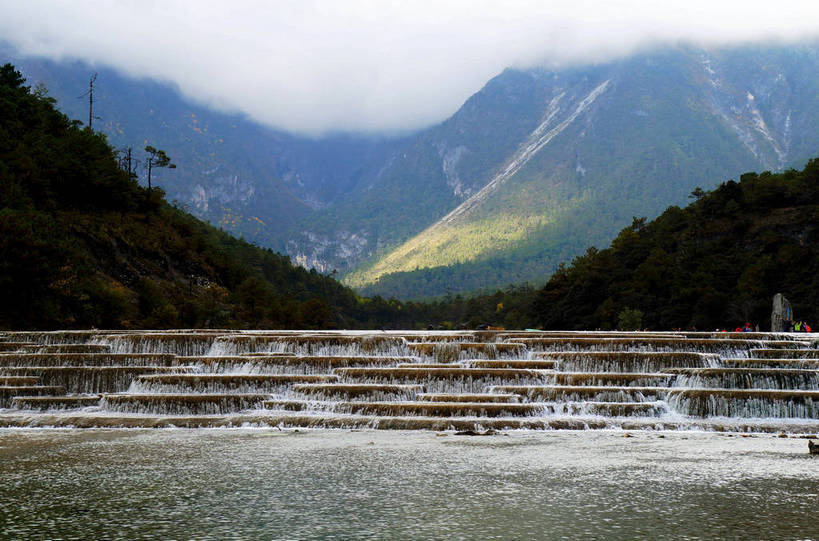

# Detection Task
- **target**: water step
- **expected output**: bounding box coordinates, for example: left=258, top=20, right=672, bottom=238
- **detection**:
left=719, top=358, right=819, bottom=369
left=210, top=334, right=406, bottom=355
left=416, top=393, right=520, bottom=403
left=685, top=332, right=787, bottom=340
left=131, top=374, right=339, bottom=393
left=101, top=393, right=270, bottom=415
left=101, top=333, right=218, bottom=356
left=335, top=367, right=545, bottom=379
left=18, top=344, right=112, bottom=354
left=237, top=352, right=296, bottom=357
left=396, top=363, right=458, bottom=368
left=531, top=351, right=716, bottom=372
left=0, top=366, right=194, bottom=394
left=750, top=349, right=819, bottom=359
left=6, top=330, right=109, bottom=345
left=664, top=368, right=819, bottom=389
left=466, top=360, right=557, bottom=369
left=545, top=401, right=669, bottom=417
left=11, top=395, right=102, bottom=410
left=263, top=400, right=544, bottom=417
left=0, top=353, right=178, bottom=367
left=499, top=332, right=681, bottom=339
left=407, top=342, right=525, bottom=361
left=334, top=367, right=549, bottom=394
left=551, top=372, right=674, bottom=386
left=290, top=384, right=422, bottom=400
left=0, top=376, right=40, bottom=385
left=0, top=342, right=37, bottom=351
left=190, top=355, right=415, bottom=374
left=491, top=385, right=668, bottom=402
left=0, top=386, right=66, bottom=407
left=517, top=337, right=795, bottom=353
left=667, top=389, right=819, bottom=418
left=402, top=333, right=484, bottom=343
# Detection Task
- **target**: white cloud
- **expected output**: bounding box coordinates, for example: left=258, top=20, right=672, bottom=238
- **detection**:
left=1, top=0, right=818, bottom=135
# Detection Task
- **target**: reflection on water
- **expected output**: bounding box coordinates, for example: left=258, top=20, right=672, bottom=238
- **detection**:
left=0, top=429, right=817, bottom=540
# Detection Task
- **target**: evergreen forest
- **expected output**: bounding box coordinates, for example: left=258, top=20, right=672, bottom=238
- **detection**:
left=0, top=64, right=397, bottom=330
left=528, top=160, right=819, bottom=330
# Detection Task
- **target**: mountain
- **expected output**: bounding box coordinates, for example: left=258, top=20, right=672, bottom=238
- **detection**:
left=1, top=44, right=401, bottom=252
left=382, top=158, right=819, bottom=331
left=6, top=43, right=819, bottom=301
left=344, top=44, right=819, bottom=297
left=0, top=62, right=406, bottom=330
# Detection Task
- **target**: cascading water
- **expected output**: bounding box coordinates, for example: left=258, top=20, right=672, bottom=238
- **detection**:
left=0, top=329, right=816, bottom=431
left=667, top=368, right=819, bottom=390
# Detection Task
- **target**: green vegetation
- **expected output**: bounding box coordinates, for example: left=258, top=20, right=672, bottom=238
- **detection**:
left=3, top=58, right=818, bottom=332
left=347, top=46, right=819, bottom=299
left=0, top=61, right=548, bottom=332
left=0, top=63, right=398, bottom=330
left=12, top=45, right=818, bottom=299
left=530, top=161, right=819, bottom=330
left=395, top=159, right=819, bottom=331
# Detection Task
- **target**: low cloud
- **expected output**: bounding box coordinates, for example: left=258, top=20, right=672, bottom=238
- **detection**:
left=1, top=0, right=818, bottom=135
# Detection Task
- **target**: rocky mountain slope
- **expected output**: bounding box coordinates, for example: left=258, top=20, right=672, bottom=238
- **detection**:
left=345, top=44, right=819, bottom=297
left=2, top=45, right=400, bottom=252
left=7, top=42, right=818, bottom=299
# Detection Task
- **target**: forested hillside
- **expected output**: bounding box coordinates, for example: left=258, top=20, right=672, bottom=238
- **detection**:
left=0, top=63, right=398, bottom=330
left=528, top=160, right=819, bottom=330
left=407, top=159, right=819, bottom=331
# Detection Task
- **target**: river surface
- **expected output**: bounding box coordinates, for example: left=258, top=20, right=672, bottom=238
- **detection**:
left=0, top=429, right=817, bottom=540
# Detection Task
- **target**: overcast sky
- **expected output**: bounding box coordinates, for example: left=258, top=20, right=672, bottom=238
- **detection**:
left=1, top=1, right=818, bottom=135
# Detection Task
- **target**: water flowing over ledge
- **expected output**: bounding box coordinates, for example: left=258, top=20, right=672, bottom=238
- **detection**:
left=0, top=329, right=817, bottom=433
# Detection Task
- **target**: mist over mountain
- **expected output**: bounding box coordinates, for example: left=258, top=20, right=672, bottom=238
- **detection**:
left=307, top=43, right=819, bottom=297
left=2, top=45, right=402, bottom=251
left=6, top=42, right=818, bottom=299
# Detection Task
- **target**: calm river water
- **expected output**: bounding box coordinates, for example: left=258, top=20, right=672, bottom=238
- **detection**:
left=0, top=429, right=817, bottom=540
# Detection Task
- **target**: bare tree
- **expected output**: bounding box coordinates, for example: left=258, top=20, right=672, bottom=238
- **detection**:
left=118, top=147, right=136, bottom=179
left=144, top=145, right=176, bottom=190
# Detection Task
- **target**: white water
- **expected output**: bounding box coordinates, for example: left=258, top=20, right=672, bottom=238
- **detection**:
left=0, top=329, right=817, bottom=430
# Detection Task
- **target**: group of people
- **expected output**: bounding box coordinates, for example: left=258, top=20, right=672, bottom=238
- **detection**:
left=730, top=323, right=757, bottom=333
left=720, top=321, right=813, bottom=333
left=789, top=320, right=813, bottom=333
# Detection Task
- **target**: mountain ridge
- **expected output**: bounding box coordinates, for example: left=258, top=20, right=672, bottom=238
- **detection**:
left=6, top=42, right=818, bottom=300
left=349, top=44, right=819, bottom=297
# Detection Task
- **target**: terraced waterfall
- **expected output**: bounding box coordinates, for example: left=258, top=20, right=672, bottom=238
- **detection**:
left=1, top=330, right=818, bottom=432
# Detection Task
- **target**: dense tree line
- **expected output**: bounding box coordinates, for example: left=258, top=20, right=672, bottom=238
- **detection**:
left=527, top=160, right=819, bottom=330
